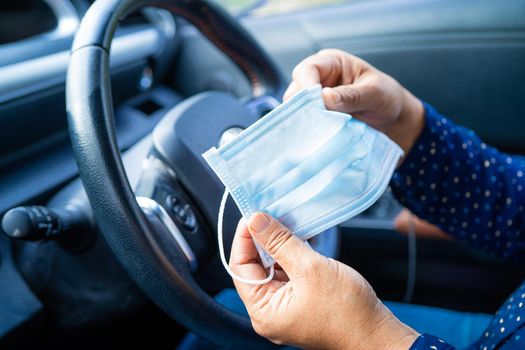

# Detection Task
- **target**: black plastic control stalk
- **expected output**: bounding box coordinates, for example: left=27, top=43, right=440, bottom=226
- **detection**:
left=1, top=205, right=93, bottom=251
left=3, top=206, right=61, bottom=240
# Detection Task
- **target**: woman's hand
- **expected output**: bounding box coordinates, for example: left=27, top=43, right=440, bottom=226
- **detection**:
left=284, top=49, right=425, bottom=156
left=230, top=213, right=419, bottom=349
left=394, top=209, right=452, bottom=241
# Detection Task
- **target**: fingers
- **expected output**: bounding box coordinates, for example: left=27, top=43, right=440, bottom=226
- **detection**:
left=283, top=49, right=367, bottom=103
left=283, top=51, right=340, bottom=101
left=229, top=219, right=269, bottom=277
left=282, top=81, right=299, bottom=102
left=321, top=70, right=384, bottom=116
left=322, top=85, right=362, bottom=113
left=292, top=49, right=352, bottom=87
left=247, top=212, right=316, bottom=279
left=230, top=220, right=283, bottom=299
left=273, top=268, right=289, bottom=282
left=229, top=221, right=291, bottom=282
left=229, top=219, right=257, bottom=264
left=291, top=56, right=324, bottom=87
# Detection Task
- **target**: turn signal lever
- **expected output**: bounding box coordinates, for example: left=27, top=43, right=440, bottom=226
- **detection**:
left=1, top=205, right=93, bottom=251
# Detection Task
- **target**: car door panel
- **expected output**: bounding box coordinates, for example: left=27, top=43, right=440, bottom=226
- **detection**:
left=176, top=0, right=525, bottom=149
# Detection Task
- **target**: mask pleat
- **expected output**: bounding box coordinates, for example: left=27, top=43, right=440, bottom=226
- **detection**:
left=220, top=89, right=322, bottom=161
left=252, top=120, right=367, bottom=211
left=229, top=108, right=350, bottom=196
left=263, top=132, right=373, bottom=219
left=278, top=136, right=392, bottom=238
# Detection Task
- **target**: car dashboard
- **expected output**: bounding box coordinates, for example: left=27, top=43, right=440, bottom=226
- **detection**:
left=0, top=0, right=184, bottom=339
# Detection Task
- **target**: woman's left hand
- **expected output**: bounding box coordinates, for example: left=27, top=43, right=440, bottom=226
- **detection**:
left=230, top=212, right=419, bottom=349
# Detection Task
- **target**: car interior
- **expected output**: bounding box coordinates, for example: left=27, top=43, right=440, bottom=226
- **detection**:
left=1, top=0, right=525, bottom=348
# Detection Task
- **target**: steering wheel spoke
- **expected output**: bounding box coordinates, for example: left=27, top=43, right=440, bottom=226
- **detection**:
left=137, top=196, right=197, bottom=270
left=134, top=155, right=214, bottom=271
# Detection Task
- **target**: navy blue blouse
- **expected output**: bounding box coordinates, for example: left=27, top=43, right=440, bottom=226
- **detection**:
left=390, top=103, right=525, bottom=350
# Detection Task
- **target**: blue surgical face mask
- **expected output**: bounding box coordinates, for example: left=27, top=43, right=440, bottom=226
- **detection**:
left=203, top=85, right=403, bottom=284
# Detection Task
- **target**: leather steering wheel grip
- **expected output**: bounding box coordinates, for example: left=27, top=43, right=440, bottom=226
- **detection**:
left=66, top=0, right=284, bottom=348
left=71, top=0, right=286, bottom=97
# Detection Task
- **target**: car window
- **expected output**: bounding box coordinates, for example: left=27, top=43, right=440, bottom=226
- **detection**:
left=214, top=0, right=351, bottom=17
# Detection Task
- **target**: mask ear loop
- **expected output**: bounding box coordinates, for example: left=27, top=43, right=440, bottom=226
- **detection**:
left=218, top=189, right=275, bottom=285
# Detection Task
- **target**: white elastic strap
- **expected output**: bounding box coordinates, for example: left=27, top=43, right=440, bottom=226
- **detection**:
left=218, top=189, right=275, bottom=285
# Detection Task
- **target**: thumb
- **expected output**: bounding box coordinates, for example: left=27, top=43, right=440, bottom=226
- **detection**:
left=247, top=212, right=315, bottom=277
left=322, top=85, right=363, bottom=114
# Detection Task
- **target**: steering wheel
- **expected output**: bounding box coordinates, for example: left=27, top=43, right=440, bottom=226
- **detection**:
left=67, top=0, right=336, bottom=348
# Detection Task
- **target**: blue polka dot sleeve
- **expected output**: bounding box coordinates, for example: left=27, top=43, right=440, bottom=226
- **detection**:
left=391, top=103, right=525, bottom=350
left=391, top=102, right=525, bottom=262
left=411, top=334, right=455, bottom=350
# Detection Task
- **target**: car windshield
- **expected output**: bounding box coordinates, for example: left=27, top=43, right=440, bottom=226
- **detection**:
left=214, top=0, right=350, bottom=17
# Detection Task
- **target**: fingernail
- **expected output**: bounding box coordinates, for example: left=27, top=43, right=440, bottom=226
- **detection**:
left=322, top=87, right=340, bottom=104
left=249, top=213, right=271, bottom=233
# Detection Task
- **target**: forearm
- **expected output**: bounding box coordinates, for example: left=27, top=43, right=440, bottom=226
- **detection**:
left=390, top=103, right=525, bottom=262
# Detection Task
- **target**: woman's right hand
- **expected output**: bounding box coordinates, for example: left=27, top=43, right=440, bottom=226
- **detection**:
left=230, top=213, right=419, bottom=349
left=284, top=49, right=425, bottom=156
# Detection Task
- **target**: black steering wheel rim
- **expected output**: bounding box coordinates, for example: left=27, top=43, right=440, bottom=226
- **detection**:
left=66, top=0, right=286, bottom=348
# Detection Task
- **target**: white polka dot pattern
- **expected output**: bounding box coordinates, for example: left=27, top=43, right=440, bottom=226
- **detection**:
left=394, top=104, right=525, bottom=350
left=392, top=104, right=525, bottom=260
left=411, top=334, right=455, bottom=350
